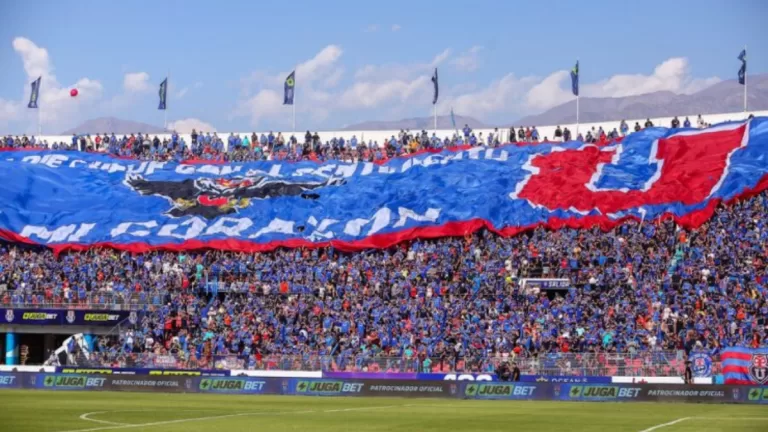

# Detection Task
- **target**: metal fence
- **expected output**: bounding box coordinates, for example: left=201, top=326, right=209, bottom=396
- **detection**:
left=1, top=292, right=151, bottom=310
left=78, top=350, right=706, bottom=377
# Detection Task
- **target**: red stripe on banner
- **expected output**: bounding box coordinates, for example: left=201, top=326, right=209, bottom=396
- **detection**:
left=724, top=379, right=756, bottom=385
left=721, top=352, right=754, bottom=361
left=722, top=365, right=751, bottom=375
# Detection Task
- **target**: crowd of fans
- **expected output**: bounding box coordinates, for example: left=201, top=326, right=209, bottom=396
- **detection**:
left=2, top=112, right=766, bottom=373
left=1, top=115, right=717, bottom=164
left=1, top=190, right=766, bottom=371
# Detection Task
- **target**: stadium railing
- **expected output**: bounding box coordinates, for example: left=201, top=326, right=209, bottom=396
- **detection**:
left=80, top=351, right=702, bottom=377
left=1, top=293, right=153, bottom=311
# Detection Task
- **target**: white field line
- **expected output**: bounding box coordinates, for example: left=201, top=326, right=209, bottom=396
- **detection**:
left=695, top=417, right=768, bottom=421
left=639, top=415, right=768, bottom=432
left=78, top=410, right=206, bottom=426
left=637, top=417, right=691, bottom=432
left=59, top=405, right=404, bottom=432
left=78, top=413, right=127, bottom=426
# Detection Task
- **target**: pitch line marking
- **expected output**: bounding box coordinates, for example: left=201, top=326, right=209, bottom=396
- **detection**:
left=637, top=417, right=691, bottom=432
left=695, top=417, right=768, bottom=421
left=79, top=413, right=128, bottom=426
left=58, top=405, right=405, bottom=432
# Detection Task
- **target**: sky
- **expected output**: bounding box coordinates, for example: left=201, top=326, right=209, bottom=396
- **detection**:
left=0, top=0, right=766, bottom=134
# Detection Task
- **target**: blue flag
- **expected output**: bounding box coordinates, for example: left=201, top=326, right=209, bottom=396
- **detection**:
left=738, top=49, right=746, bottom=85
left=28, top=77, right=41, bottom=109
left=431, top=68, right=439, bottom=104
left=570, top=61, right=579, bottom=96
left=158, top=78, right=168, bottom=110
left=450, top=107, right=456, bottom=129
left=284, top=71, right=295, bottom=105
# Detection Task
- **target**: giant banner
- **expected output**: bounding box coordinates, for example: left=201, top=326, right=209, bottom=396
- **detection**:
left=1, top=120, right=768, bottom=252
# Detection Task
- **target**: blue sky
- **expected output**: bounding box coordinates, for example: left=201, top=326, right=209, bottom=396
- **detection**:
left=0, top=0, right=766, bottom=134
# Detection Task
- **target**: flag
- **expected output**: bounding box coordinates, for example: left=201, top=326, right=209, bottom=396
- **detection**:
left=431, top=68, right=438, bottom=105
left=738, top=49, right=747, bottom=85
left=722, top=346, right=768, bottom=385
left=570, top=61, right=579, bottom=96
left=450, top=107, right=456, bottom=129
left=284, top=71, right=295, bottom=105
left=28, top=77, right=41, bottom=109
left=158, top=78, right=168, bottom=110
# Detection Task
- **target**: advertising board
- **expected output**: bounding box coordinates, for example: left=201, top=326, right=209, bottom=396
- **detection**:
left=56, top=367, right=229, bottom=376
left=0, top=372, right=765, bottom=405
left=1, top=309, right=141, bottom=326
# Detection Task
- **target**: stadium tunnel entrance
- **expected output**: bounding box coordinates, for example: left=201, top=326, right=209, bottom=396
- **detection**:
left=1, top=326, right=113, bottom=366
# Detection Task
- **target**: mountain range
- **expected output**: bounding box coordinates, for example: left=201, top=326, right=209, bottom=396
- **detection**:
left=61, top=117, right=166, bottom=135
left=514, top=74, right=768, bottom=126
left=341, top=114, right=488, bottom=131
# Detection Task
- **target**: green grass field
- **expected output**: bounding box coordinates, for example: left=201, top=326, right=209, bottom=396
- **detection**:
left=1, top=390, right=767, bottom=432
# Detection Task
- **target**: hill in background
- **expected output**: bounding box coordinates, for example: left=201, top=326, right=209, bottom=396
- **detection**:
left=514, top=75, right=768, bottom=126
left=61, top=117, right=166, bottom=135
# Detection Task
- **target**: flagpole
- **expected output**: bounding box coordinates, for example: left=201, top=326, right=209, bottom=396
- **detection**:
left=164, top=70, right=169, bottom=130
left=576, top=94, right=580, bottom=135
left=37, top=78, right=42, bottom=137
left=576, top=58, right=580, bottom=135
left=433, top=104, right=437, bottom=133
left=293, top=67, right=297, bottom=136
left=743, top=45, right=747, bottom=113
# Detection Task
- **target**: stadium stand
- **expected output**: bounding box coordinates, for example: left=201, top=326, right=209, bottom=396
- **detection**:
left=1, top=114, right=766, bottom=375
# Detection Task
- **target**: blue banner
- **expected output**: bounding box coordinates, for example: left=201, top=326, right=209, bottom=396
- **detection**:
left=1, top=120, right=768, bottom=252
left=690, top=351, right=713, bottom=378
left=0, top=373, right=22, bottom=389
left=1, top=309, right=140, bottom=326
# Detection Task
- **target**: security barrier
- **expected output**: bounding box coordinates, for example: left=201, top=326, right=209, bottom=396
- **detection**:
left=0, top=373, right=765, bottom=404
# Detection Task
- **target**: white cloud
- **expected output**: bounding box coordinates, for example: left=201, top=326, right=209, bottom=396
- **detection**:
left=296, top=45, right=343, bottom=84
left=444, top=56, right=721, bottom=118
left=430, top=49, right=451, bottom=67
left=0, top=99, right=21, bottom=129
left=123, top=72, right=151, bottom=92
left=176, top=87, right=189, bottom=98
left=323, top=68, right=345, bottom=88
left=339, top=76, right=430, bottom=108
left=443, top=73, right=538, bottom=118
left=585, top=58, right=720, bottom=98
left=365, top=24, right=379, bottom=33
left=234, top=46, right=721, bottom=128
left=0, top=37, right=103, bottom=133
left=525, top=70, right=572, bottom=111
left=234, top=45, right=453, bottom=128
left=452, top=46, right=483, bottom=72
left=235, top=45, right=345, bottom=128
left=523, top=57, right=721, bottom=112
left=234, top=45, right=461, bottom=128
left=167, top=118, right=217, bottom=133
left=391, top=24, right=401, bottom=32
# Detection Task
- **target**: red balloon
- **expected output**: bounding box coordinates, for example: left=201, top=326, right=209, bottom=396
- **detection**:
left=70, top=88, right=78, bottom=97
